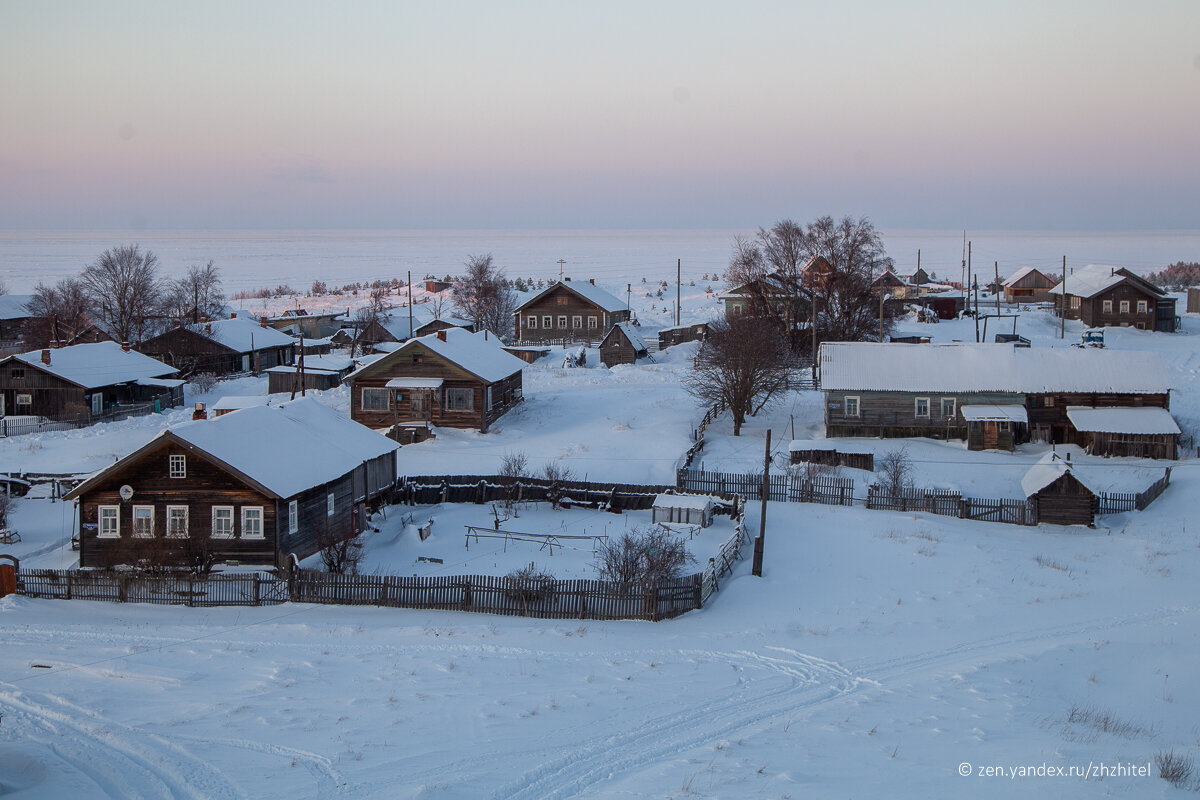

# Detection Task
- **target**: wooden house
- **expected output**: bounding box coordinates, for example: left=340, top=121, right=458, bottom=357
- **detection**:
left=1022, top=453, right=1097, bottom=526
left=871, top=270, right=912, bottom=299
left=65, top=397, right=398, bottom=569
left=0, top=295, right=35, bottom=351
left=263, top=309, right=344, bottom=339
left=351, top=310, right=474, bottom=350
left=652, top=494, right=716, bottom=528
left=657, top=323, right=709, bottom=350
left=0, top=341, right=183, bottom=421
left=1064, top=406, right=1179, bottom=460
left=266, top=354, right=355, bottom=394
left=137, top=317, right=297, bottom=376
left=599, top=322, right=649, bottom=367
left=423, top=279, right=453, bottom=294
left=820, top=342, right=1175, bottom=455
left=349, top=328, right=525, bottom=434
left=1002, top=267, right=1055, bottom=304
left=1050, top=265, right=1177, bottom=332
left=720, top=272, right=813, bottom=323
left=512, top=279, right=630, bottom=344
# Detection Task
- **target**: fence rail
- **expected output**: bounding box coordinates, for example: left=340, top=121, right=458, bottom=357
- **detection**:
left=0, top=401, right=163, bottom=438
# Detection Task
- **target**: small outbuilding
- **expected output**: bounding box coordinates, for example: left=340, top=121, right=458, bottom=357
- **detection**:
left=1064, top=406, right=1180, bottom=460
left=657, top=323, right=709, bottom=350
left=599, top=322, right=649, bottom=367
left=1022, top=453, right=1097, bottom=527
left=652, top=494, right=716, bottom=528
left=266, top=354, right=355, bottom=394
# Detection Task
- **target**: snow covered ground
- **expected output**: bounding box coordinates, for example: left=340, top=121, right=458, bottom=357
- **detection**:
left=3, top=289, right=1200, bottom=796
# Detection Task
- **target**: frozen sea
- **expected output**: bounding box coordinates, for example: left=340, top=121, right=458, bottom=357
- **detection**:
left=1, top=228, right=1198, bottom=294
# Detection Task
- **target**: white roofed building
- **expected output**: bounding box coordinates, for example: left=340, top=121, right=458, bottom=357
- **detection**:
left=348, top=328, right=526, bottom=436
left=512, top=278, right=630, bottom=344
left=137, top=316, right=298, bottom=376
left=1049, top=265, right=1177, bottom=332
left=820, top=342, right=1176, bottom=456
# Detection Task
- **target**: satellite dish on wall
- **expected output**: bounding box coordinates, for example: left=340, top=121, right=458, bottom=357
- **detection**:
left=119, top=485, right=134, bottom=502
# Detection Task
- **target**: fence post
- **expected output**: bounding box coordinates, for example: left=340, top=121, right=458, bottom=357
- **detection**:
left=65, top=572, right=73, bottom=600
left=252, top=575, right=261, bottom=606
left=118, top=575, right=128, bottom=602
left=461, top=579, right=472, bottom=610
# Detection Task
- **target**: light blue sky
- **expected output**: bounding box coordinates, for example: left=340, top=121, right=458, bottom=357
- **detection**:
left=2, top=1, right=1198, bottom=230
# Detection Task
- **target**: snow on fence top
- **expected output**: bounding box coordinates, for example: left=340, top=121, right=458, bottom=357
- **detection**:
left=1065, top=406, right=1181, bottom=435
left=6, top=341, right=179, bottom=389
left=819, top=342, right=1171, bottom=395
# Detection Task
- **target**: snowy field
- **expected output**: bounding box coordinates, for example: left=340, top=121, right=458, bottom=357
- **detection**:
left=4, top=275, right=1200, bottom=795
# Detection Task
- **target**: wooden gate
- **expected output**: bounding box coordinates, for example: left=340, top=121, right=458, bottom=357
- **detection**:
left=0, top=554, right=17, bottom=598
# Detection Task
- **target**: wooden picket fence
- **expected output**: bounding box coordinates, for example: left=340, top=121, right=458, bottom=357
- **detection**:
left=677, top=469, right=853, bottom=506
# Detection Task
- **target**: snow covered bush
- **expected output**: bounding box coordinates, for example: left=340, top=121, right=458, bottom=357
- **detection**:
left=190, top=372, right=218, bottom=393
left=877, top=447, right=915, bottom=499
left=504, top=562, right=556, bottom=606
left=595, top=527, right=695, bottom=585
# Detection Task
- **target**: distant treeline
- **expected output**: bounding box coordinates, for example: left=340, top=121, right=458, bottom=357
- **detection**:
left=1146, top=262, right=1200, bottom=291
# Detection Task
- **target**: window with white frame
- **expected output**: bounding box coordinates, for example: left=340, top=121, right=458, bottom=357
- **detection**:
left=361, top=387, right=390, bottom=411
left=542, top=315, right=552, bottom=328
left=211, top=506, right=234, bottom=538
left=169, top=454, right=186, bottom=478
left=557, top=315, right=567, bottom=328
left=844, top=396, right=860, bottom=417
left=1119, top=300, right=1130, bottom=314
left=132, top=505, right=155, bottom=538
left=941, top=397, right=956, bottom=418
left=445, top=387, right=473, bottom=411
left=288, top=500, right=298, bottom=533
left=241, top=507, right=264, bottom=539
left=98, top=505, right=120, bottom=538
left=527, top=316, right=537, bottom=329
left=326, top=493, right=335, bottom=517
left=572, top=315, right=582, bottom=328
left=1137, top=300, right=1148, bottom=313
left=915, top=397, right=930, bottom=417
left=166, top=506, right=188, bottom=538
left=587, top=316, right=597, bottom=329
left=15, top=393, right=31, bottom=408
left=1102, top=300, right=1113, bottom=314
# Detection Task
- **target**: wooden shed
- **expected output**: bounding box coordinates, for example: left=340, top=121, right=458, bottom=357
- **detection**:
left=657, top=323, right=709, bottom=350
left=1002, top=267, right=1056, bottom=303
left=265, top=354, right=355, bottom=394
left=137, top=317, right=297, bottom=376
left=652, top=494, right=716, bottom=528
left=1022, top=453, right=1097, bottom=527
left=599, top=322, right=649, bottom=367
left=1065, top=406, right=1179, bottom=460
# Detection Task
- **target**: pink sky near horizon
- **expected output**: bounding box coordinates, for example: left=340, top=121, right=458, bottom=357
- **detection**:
left=2, top=2, right=1198, bottom=230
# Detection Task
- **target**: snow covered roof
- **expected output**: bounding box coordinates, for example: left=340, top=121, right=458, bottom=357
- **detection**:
left=819, top=342, right=1171, bottom=395
left=71, top=397, right=398, bottom=501
left=1065, top=406, right=1180, bottom=435
left=605, top=322, right=649, bottom=353
left=187, top=317, right=297, bottom=353
left=385, top=377, right=444, bottom=389
left=135, top=377, right=186, bottom=389
left=263, top=354, right=353, bottom=375
left=1002, top=266, right=1051, bottom=288
left=1021, top=452, right=1090, bottom=497
left=960, top=404, right=1029, bottom=424
left=1047, top=265, right=1165, bottom=299
left=4, top=341, right=179, bottom=389
left=212, top=395, right=274, bottom=412
left=653, top=494, right=716, bottom=510
left=350, top=328, right=525, bottom=384
left=376, top=309, right=472, bottom=341
left=516, top=280, right=627, bottom=314
left=0, top=294, right=34, bottom=320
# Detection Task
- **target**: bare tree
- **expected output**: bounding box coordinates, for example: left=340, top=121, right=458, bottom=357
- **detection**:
left=350, top=286, right=390, bottom=357
left=0, top=278, right=8, bottom=296
left=24, top=278, right=93, bottom=347
left=80, top=244, right=165, bottom=345
left=595, top=527, right=695, bottom=584
left=683, top=315, right=799, bottom=436
left=453, top=253, right=518, bottom=336
left=877, top=447, right=914, bottom=500
left=165, top=260, right=226, bottom=325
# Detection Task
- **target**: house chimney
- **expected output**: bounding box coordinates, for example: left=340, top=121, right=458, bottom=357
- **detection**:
left=230, top=312, right=237, bottom=319
left=49, top=338, right=58, bottom=350
left=41, top=349, right=51, bottom=365
left=121, top=341, right=131, bottom=352
left=437, top=330, right=447, bottom=342
left=589, top=278, right=595, bottom=285
left=205, top=323, right=213, bottom=335
left=260, top=317, right=268, bottom=328
left=193, top=402, right=207, bottom=421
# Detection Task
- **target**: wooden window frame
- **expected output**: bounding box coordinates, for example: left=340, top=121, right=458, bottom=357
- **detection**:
left=542, top=315, right=552, bottom=328
left=166, top=505, right=189, bottom=538
left=15, top=393, right=31, bottom=407
left=557, top=315, right=567, bottom=329
left=1119, top=300, right=1130, bottom=314
left=915, top=397, right=930, bottom=418
left=1137, top=300, right=1148, bottom=313
left=9, top=368, right=23, bottom=380
left=1102, top=300, right=1113, bottom=314
left=98, top=505, right=120, bottom=538
left=445, top=387, right=474, bottom=411
left=556, top=296, right=568, bottom=305
left=132, top=505, right=155, bottom=538
left=1070, top=296, right=1081, bottom=309
left=587, top=316, right=598, bottom=329
left=211, top=506, right=234, bottom=539
left=169, top=454, right=186, bottom=479
left=940, top=397, right=956, bottom=418
left=844, top=396, right=860, bottom=417
left=326, top=493, right=335, bottom=517
left=241, top=506, right=265, bottom=540
left=361, top=387, right=391, bottom=411
left=288, top=500, right=298, bottom=534
left=527, top=315, right=537, bottom=329
left=572, top=315, right=582, bottom=328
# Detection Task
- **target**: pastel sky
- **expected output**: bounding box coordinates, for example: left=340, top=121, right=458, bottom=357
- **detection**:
left=2, top=1, right=1198, bottom=230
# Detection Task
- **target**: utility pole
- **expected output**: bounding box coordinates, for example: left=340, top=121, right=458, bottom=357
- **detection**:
left=879, top=282, right=884, bottom=343
left=995, top=261, right=1001, bottom=316
left=960, top=231, right=967, bottom=313
left=557, top=259, right=566, bottom=280
left=676, top=258, right=681, bottom=326
left=973, top=276, right=980, bottom=343
left=407, top=270, right=413, bottom=340
left=752, top=428, right=771, bottom=577
left=1060, top=255, right=1066, bottom=339
left=627, top=283, right=631, bottom=315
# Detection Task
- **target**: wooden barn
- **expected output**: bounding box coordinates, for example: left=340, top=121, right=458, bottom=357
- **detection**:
left=349, top=328, right=525, bottom=434
left=137, top=317, right=297, bottom=376
left=265, top=354, right=355, bottom=394
left=1002, top=266, right=1055, bottom=303
left=1050, top=265, right=1177, bottom=332
left=0, top=294, right=35, bottom=352
left=1022, top=453, right=1097, bottom=527
left=512, top=279, right=630, bottom=344
left=0, top=341, right=183, bottom=422
left=599, top=322, right=649, bottom=367
left=820, top=342, right=1175, bottom=455
left=658, top=323, right=709, bottom=350
left=652, top=494, right=716, bottom=528
left=66, top=397, right=398, bottom=569
left=1064, top=406, right=1179, bottom=460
